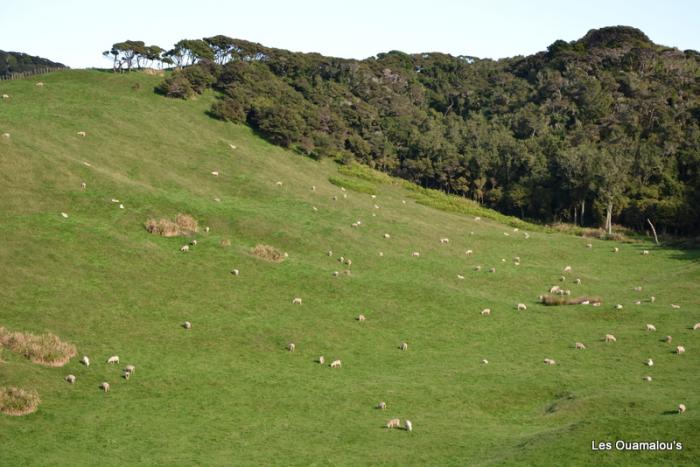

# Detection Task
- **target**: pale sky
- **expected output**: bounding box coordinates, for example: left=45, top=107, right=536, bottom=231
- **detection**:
left=1, top=0, right=699, bottom=68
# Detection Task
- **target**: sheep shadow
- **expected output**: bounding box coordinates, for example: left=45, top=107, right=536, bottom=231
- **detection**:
left=662, top=410, right=680, bottom=416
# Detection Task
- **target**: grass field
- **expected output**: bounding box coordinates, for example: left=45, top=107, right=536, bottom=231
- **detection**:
left=0, top=70, right=699, bottom=466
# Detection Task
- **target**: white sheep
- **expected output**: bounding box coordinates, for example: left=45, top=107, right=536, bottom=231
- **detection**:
left=481, top=308, right=491, bottom=316
left=678, top=404, right=686, bottom=414
left=275, top=181, right=282, bottom=186
left=190, top=239, right=197, bottom=246
left=61, top=212, right=69, bottom=218
left=292, top=297, right=302, bottom=305
left=615, top=304, right=623, bottom=310
left=634, top=300, right=642, bottom=305
left=549, top=285, right=561, bottom=294
left=604, top=334, right=617, bottom=343
left=229, top=144, right=237, bottom=149
left=456, top=274, right=465, bottom=280
left=559, top=276, right=566, bottom=282
left=386, top=418, right=400, bottom=429
left=100, top=382, right=110, bottom=392
left=107, top=356, right=120, bottom=364
left=465, top=250, right=473, bottom=256
left=642, top=376, right=652, bottom=382
left=650, top=296, right=655, bottom=303
left=402, top=200, right=407, bottom=204
left=400, top=342, right=408, bottom=351
left=383, top=233, right=391, bottom=239
left=1, top=94, right=9, bottom=99
left=330, top=359, right=341, bottom=368
left=123, top=371, right=131, bottom=380
left=516, top=303, right=527, bottom=311
left=513, top=256, right=521, bottom=263
left=287, top=343, right=295, bottom=352
left=563, top=266, right=572, bottom=273
left=489, top=267, right=496, bottom=273
left=319, top=356, right=325, bottom=364
left=404, top=420, right=413, bottom=432
left=312, top=206, right=318, bottom=212
left=65, top=374, right=76, bottom=384
left=411, top=252, right=420, bottom=257
left=377, top=401, right=386, bottom=410
left=676, top=346, right=686, bottom=354
left=586, top=243, right=593, bottom=248
left=646, top=358, right=654, bottom=367
left=182, top=321, right=192, bottom=329
left=1, top=133, right=10, bottom=138
left=231, top=269, right=240, bottom=276
left=357, top=314, right=366, bottom=322
left=379, top=252, right=384, bottom=257
left=440, top=238, right=450, bottom=244
left=77, top=131, right=86, bottom=137
left=646, top=324, right=656, bottom=331
left=575, top=342, right=586, bottom=350
left=351, top=222, right=359, bottom=228
left=574, top=278, right=581, bottom=285
left=327, top=250, right=333, bottom=256
left=81, top=182, right=87, bottom=190
left=543, top=358, right=556, bottom=365
left=634, top=286, right=642, bottom=292
left=332, top=271, right=339, bottom=277
left=613, top=247, right=619, bottom=252
left=211, top=171, right=220, bottom=176
left=180, top=245, right=189, bottom=252
left=81, top=356, right=90, bottom=367
left=693, top=323, right=700, bottom=330
left=345, top=259, right=352, bottom=266
left=671, top=304, right=680, bottom=309
left=36, top=82, right=44, bottom=87
left=311, top=185, right=316, bottom=191
left=474, top=217, right=481, bottom=221
left=124, top=365, right=135, bottom=374
left=481, top=358, right=489, bottom=364
left=474, top=265, right=482, bottom=271
left=642, top=250, right=650, bottom=255
left=503, top=232, right=510, bottom=236
left=665, top=335, right=673, bottom=343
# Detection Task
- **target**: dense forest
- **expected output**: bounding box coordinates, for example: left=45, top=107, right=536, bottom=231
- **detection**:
left=0, top=51, right=65, bottom=77
left=148, top=27, right=700, bottom=234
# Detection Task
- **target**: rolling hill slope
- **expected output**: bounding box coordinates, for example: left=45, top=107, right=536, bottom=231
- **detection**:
left=0, top=70, right=699, bottom=465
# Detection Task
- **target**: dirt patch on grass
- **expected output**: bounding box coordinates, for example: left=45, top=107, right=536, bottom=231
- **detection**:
left=0, top=387, right=40, bottom=416
left=542, top=295, right=602, bottom=306
left=252, top=244, right=286, bottom=262
left=145, top=213, right=198, bottom=237
left=0, top=327, right=77, bottom=367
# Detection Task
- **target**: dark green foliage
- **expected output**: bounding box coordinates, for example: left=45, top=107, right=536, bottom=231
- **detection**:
left=0, top=51, right=66, bottom=77
left=156, top=27, right=700, bottom=234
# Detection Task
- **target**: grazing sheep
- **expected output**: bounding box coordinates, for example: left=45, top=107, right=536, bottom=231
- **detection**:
left=180, top=245, right=189, bottom=252
left=292, top=297, right=302, bottom=305
left=351, top=222, right=359, bottom=228
left=312, top=206, right=318, bottom=212
left=287, top=343, right=295, bottom=352
left=311, top=185, right=316, bottom=191
left=357, top=314, right=366, bottom=322
left=190, top=240, right=197, bottom=246
left=592, top=302, right=602, bottom=307
left=549, top=285, right=561, bottom=294
left=501, top=258, right=506, bottom=263
left=211, top=171, right=220, bottom=176
left=678, top=404, right=686, bottom=414
left=465, top=250, right=473, bottom=256
left=634, top=286, right=642, bottom=292
left=330, top=359, right=341, bottom=368
left=613, top=247, right=619, bottom=252
left=182, top=321, right=192, bottom=329
left=513, top=256, right=520, bottom=263
left=474, top=265, right=482, bottom=271
left=563, top=266, right=572, bottom=273
left=77, top=131, right=86, bottom=137
left=559, top=276, right=566, bottom=282
left=503, top=232, right=510, bottom=237
left=693, top=323, right=700, bottom=330
left=318, top=356, right=325, bottom=365
left=646, top=324, right=656, bottom=331
left=671, top=304, right=680, bottom=309
left=642, top=376, right=652, bottom=382
left=402, top=200, right=407, bottom=204
left=332, top=196, right=338, bottom=201
left=213, top=197, right=221, bottom=202
left=586, top=243, right=593, bottom=249
left=634, top=300, right=642, bottom=305
left=676, top=346, right=686, bottom=355
left=439, top=238, right=450, bottom=244
left=80, top=181, right=87, bottom=190
left=615, top=304, right=623, bottom=310
left=646, top=358, right=654, bottom=367
left=581, top=300, right=590, bottom=305
left=65, top=374, right=76, bottom=384
left=381, top=233, right=391, bottom=239
left=229, top=144, right=237, bottom=149
left=377, top=402, right=386, bottom=410
left=517, top=303, right=527, bottom=311
left=81, top=356, right=90, bottom=367
left=275, top=181, right=282, bottom=186
left=481, top=358, right=489, bottom=364
left=575, top=342, right=586, bottom=350
left=404, top=420, right=413, bottom=432
left=1, top=132, right=10, bottom=138
left=665, top=335, right=673, bottom=343
left=345, top=259, right=352, bottom=266
left=1, top=94, right=8, bottom=98
left=123, top=371, right=131, bottom=380
left=338, top=256, right=344, bottom=263
left=400, top=342, right=408, bottom=351
left=386, top=418, right=400, bottom=429
left=124, top=365, right=135, bottom=374
left=374, top=204, right=380, bottom=209
left=641, top=249, right=650, bottom=255
left=107, top=356, right=120, bottom=364
left=650, top=296, right=655, bottom=303
left=327, top=250, right=333, bottom=256
left=543, top=358, right=556, bottom=365
left=379, top=252, right=384, bottom=257
left=61, top=212, right=69, bottom=218
left=332, top=271, right=339, bottom=277
left=481, top=308, right=491, bottom=316
left=411, top=252, right=420, bottom=257
left=524, top=232, right=530, bottom=239
left=474, top=217, right=481, bottom=221
left=489, top=267, right=496, bottom=273
left=457, top=274, right=465, bottom=280
left=574, top=278, right=581, bottom=285
left=36, top=82, right=44, bottom=87
left=231, top=269, right=240, bottom=276
left=604, top=334, right=617, bottom=343
left=100, top=382, right=110, bottom=392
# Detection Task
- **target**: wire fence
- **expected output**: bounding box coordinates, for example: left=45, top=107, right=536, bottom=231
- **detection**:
left=0, top=67, right=66, bottom=81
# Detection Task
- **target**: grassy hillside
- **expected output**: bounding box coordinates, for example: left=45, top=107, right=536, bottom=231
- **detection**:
left=0, top=70, right=699, bottom=466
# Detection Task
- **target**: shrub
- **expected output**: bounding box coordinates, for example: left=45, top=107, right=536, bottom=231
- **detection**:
left=175, top=214, right=198, bottom=234
left=145, top=214, right=197, bottom=237
left=0, top=327, right=76, bottom=367
left=252, top=244, right=285, bottom=262
left=0, top=387, right=40, bottom=416
left=156, top=75, right=194, bottom=99
left=541, top=295, right=602, bottom=306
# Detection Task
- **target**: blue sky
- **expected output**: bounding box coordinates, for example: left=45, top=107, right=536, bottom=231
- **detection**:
left=1, top=0, right=698, bottom=68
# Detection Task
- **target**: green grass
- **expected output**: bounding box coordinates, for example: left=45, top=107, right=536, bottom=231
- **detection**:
left=0, top=70, right=699, bottom=465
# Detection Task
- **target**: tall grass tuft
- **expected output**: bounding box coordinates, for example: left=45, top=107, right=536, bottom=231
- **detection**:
left=0, top=327, right=76, bottom=367
left=0, top=387, right=41, bottom=416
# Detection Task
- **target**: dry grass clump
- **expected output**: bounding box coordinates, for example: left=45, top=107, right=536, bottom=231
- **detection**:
left=144, top=213, right=198, bottom=237
left=542, top=295, right=602, bottom=306
left=0, top=327, right=77, bottom=367
left=0, top=387, right=40, bottom=416
left=220, top=239, right=231, bottom=247
left=252, top=244, right=285, bottom=262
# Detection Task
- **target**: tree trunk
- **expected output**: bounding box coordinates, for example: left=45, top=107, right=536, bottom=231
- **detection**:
left=573, top=205, right=578, bottom=226
left=580, top=200, right=585, bottom=226
left=646, top=218, right=659, bottom=245
left=605, top=201, right=613, bottom=235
